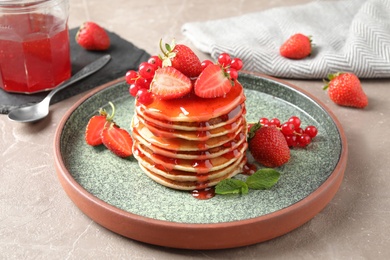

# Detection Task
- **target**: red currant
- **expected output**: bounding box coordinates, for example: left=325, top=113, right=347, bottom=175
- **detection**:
left=304, top=125, right=318, bottom=138
left=138, top=62, right=157, bottom=79
left=298, top=134, right=312, bottom=147
left=148, top=55, right=162, bottom=68
left=135, top=77, right=151, bottom=89
left=129, top=84, right=140, bottom=97
left=269, top=118, right=281, bottom=127
left=230, top=58, right=243, bottom=70
left=226, top=68, right=238, bottom=80
left=201, top=60, right=213, bottom=70
left=218, top=53, right=231, bottom=67
left=285, top=135, right=298, bottom=147
left=281, top=123, right=295, bottom=136
left=288, top=116, right=301, bottom=129
left=294, top=127, right=304, bottom=135
left=125, top=70, right=138, bottom=85
left=259, top=117, right=269, bottom=125
left=137, top=88, right=154, bottom=105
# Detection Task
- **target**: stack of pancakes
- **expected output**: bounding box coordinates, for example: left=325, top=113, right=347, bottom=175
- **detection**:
left=131, top=82, right=247, bottom=190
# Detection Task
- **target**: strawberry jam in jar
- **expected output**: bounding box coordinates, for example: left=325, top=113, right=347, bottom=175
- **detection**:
left=0, top=0, right=71, bottom=94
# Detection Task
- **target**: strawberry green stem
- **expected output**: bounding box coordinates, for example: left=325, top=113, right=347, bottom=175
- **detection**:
left=100, top=101, right=115, bottom=122
left=159, top=38, right=168, bottom=57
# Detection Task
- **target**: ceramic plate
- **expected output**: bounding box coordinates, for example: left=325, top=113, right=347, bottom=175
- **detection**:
left=54, top=73, right=347, bottom=249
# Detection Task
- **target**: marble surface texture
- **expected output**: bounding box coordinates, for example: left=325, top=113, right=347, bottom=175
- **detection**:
left=1, top=0, right=390, bottom=259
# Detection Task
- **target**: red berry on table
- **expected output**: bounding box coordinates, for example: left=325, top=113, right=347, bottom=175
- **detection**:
left=148, top=55, right=163, bottom=68
left=304, top=125, right=318, bottom=138
left=194, top=64, right=233, bottom=98
left=160, top=40, right=202, bottom=78
left=323, top=72, right=368, bottom=108
left=280, top=33, right=311, bottom=59
left=217, top=53, right=232, bottom=67
left=230, top=58, right=243, bottom=70
left=75, top=21, right=110, bottom=51
left=150, top=66, right=192, bottom=100
left=248, top=124, right=290, bottom=168
left=101, top=122, right=133, bottom=158
left=201, top=60, right=214, bottom=70
left=125, top=70, right=138, bottom=85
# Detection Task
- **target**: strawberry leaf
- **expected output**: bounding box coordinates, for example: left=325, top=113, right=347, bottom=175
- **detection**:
left=246, top=168, right=280, bottom=190
left=215, top=179, right=249, bottom=195
left=248, top=122, right=261, bottom=139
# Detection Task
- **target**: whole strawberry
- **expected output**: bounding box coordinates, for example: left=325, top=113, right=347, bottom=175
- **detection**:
left=76, top=21, right=110, bottom=51
left=323, top=72, right=368, bottom=108
left=280, top=33, right=311, bottom=59
left=248, top=123, right=290, bottom=168
left=160, top=39, right=202, bottom=78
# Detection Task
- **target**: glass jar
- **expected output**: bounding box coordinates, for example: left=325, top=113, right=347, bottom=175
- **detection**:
left=0, top=0, right=71, bottom=94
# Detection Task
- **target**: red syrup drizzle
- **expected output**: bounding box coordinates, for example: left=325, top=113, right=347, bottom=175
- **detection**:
left=242, top=162, right=257, bottom=175
left=191, top=187, right=216, bottom=200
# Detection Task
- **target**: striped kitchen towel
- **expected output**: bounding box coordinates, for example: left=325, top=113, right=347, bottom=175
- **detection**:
left=182, top=0, right=390, bottom=79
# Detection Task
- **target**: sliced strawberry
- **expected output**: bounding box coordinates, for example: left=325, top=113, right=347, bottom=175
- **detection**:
left=194, top=64, right=232, bottom=98
left=85, top=114, right=107, bottom=146
left=150, top=67, right=192, bottom=100
left=101, top=122, right=133, bottom=158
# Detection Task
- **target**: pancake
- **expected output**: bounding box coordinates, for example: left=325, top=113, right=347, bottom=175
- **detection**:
left=137, top=157, right=247, bottom=191
left=130, top=81, right=248, bottom=190
left=135, top=103, right=245, bottom=131
left=135, top=152, right=247, bottom=182
left=131, top=117, right=246, bottom=151
left=134, top=113, right=244, bottom=141
left=132, top=126, right=247, bottom=160
left=134, top=141, right=247, bottom=174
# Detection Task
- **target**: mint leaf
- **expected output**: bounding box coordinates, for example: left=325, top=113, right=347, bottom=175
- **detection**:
left=246, top=168, right=280, bottom=190
left=215, top=178, right=249, bottom=195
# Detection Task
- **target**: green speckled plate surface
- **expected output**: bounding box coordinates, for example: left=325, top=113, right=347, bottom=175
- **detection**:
left=54, top=73, right=347, bottom=249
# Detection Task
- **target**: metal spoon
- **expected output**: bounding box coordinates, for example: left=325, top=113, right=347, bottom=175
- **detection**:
left=8, top=54, right=111, bottom=123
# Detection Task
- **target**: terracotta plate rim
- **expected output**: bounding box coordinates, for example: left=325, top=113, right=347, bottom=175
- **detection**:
left=54, top=73, right=348, bottom=249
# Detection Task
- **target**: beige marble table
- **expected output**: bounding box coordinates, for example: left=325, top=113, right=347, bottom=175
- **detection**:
left=1, top=0, right=389, bottom=259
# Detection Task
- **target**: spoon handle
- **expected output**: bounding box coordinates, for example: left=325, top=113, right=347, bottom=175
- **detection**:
left=45, top=54, right=112, bottom=101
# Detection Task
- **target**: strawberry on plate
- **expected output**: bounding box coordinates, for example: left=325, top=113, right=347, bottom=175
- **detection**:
left=194, top=64, right=233, bottom=98
left=101, top=122, right=133, bottom=158
left=323, top=72, right=368, bottom=108
left=85, top=109, right=108, bottom=146
left=85, top=102, right=134, bottom=158
left=248, top=123, right=290, bottom=168
left=280, top=33, right=312, bottom=59
left=76, top=21, right=110, bottom=51
left=150, top=66, right=192, bottom=100
left=160, top=40, right=202, bottom=78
